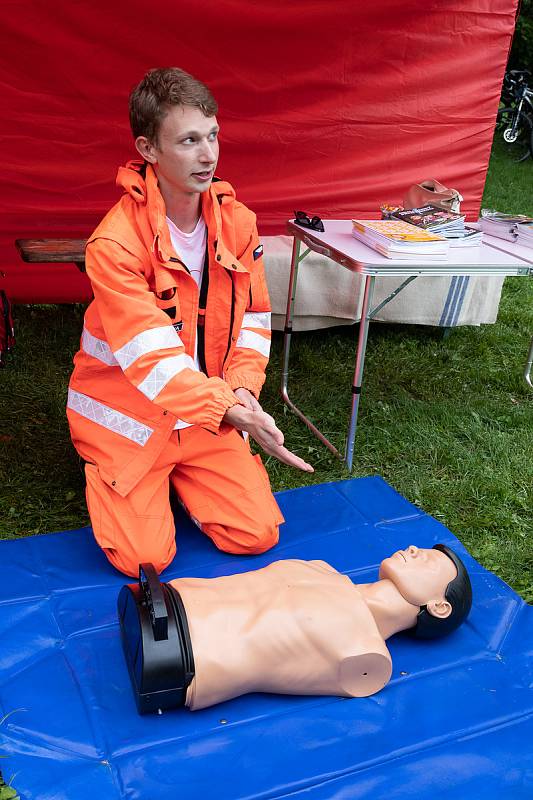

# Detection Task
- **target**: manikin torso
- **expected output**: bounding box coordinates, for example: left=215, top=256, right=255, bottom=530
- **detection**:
left=170, top=559, right=392, bottom=710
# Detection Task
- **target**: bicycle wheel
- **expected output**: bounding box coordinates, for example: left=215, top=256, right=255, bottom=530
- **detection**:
left=495, top=107, right=533, bottom=162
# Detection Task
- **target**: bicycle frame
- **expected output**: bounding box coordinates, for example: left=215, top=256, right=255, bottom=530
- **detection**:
left=503, top=87, right=533, bottom=143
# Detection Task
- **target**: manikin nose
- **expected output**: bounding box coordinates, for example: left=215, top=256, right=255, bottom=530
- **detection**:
left=407, top=545, right=419, bottom=557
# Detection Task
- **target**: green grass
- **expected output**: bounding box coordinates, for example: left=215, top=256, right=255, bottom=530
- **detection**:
left=0, top=780, right=19, bottom=800
left=0, top=713, right=20, bottom=799
left=261, top=285, right=533, bottom=599
left=0, top=130, right=532, bottom=800
left=482, top=138, right=533, bottom=211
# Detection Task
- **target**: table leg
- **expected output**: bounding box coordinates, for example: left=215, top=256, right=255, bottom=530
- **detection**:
left=281, top=238, right=342, bottom=459
left=344, top=275, right=376, bottom=471
left=282, top=261, right=416, bottom=469
left=525, top=335, right=533, bottom=389
left=280, top=237, right=300, bottom=417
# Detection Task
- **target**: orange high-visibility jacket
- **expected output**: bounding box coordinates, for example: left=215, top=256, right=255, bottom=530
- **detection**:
left=67, top=161, right=272, bottom=498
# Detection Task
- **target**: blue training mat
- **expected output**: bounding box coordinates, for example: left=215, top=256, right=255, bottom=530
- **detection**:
left=1, top=476, right=532, bottom=800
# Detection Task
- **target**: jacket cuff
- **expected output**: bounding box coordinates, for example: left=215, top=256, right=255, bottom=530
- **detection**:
left=224, top=372, right=266, bottom=400
left=202, top=379, right=243, bottom=434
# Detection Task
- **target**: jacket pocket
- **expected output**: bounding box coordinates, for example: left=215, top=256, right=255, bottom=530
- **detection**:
left=85, top=463, right=116, bottom=549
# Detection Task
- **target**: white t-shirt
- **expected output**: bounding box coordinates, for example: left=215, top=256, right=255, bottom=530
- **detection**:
left=166, top=215, right=207, bottom=430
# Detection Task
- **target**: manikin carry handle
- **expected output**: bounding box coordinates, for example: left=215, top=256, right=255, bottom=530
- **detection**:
left=139, top=562, right=168, bottom=641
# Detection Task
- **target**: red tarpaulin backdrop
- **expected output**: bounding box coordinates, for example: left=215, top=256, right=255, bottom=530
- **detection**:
left=2, top=0, right=518, bottom=302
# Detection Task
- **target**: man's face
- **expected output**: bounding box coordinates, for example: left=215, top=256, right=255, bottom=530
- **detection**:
left=141, top=105, right=219, bottom=197
left=379, top=545, right=457, bottom=609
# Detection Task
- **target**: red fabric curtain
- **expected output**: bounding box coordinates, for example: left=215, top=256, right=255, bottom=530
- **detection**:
left=2, top=0, right=517, bottom=302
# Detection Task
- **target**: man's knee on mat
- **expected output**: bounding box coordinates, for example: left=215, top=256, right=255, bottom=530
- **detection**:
left=207, top=520, right=280, bottom=556
left=102, top=539, right=177, bottom=578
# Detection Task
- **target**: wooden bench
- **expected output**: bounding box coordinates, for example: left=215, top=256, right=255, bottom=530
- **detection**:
left=15, top=239, right=87, bottom=272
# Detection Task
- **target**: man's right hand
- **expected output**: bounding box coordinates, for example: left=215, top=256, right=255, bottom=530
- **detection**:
left=223, top=404, right=314, bottom=473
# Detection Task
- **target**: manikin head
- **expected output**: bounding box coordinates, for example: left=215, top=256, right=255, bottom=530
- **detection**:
left=379, top=544, right=472, bottom=639
left=129, top=67, right=220, bottom=198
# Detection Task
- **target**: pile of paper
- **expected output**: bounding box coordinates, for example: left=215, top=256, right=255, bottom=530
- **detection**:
left=352, top=220, right=449, bottom=260
left=516, top=221, right=533, bottom=249
left=448, top=226, right=483, bottom=248
left=478, top=211, right=533, bottom=242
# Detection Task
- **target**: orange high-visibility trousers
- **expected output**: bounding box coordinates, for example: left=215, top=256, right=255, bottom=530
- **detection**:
left=84, top=425, right=284, bottom=577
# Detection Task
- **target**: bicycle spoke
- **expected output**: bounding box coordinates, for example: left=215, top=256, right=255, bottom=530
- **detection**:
left=496, top=107, right=533, bottom=162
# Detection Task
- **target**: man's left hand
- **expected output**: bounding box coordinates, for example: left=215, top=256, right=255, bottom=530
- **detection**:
left=231, top=388, right=314, bottom=473
left=234, top=387, right=262, bottom=413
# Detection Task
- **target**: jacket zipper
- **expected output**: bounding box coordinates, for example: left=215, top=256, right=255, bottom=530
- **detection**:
left=196, top=244, right=210, bottom=375
left=224, top=272, right=236, bottom=369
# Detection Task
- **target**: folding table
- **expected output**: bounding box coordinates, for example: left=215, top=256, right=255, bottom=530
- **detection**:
left=478, top=233, right=533, bottom=388
left=282, top=220, right=533, bottom=471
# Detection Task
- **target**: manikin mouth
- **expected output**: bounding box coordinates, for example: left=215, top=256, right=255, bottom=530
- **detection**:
left=192, top=169, right=213, bottom=179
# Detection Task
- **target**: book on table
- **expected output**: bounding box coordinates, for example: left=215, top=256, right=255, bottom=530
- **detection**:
left=391, top=205, right=466, bottom=237
left=351, top=219, right=449, bottom=260
left=448, top=226, right=483, bottom=247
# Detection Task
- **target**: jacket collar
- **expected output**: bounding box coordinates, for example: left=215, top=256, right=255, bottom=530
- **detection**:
left=116, top=161, right=170, bottom=261
left=116, top=160, right=249, bottom=294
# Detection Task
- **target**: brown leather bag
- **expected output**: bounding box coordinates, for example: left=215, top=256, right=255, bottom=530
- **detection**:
left=403, top=179, right=463, bottom=213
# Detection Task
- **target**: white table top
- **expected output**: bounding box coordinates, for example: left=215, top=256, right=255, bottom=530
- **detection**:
left=481, top=235, right=533, bottom=265
left=287, top=220, right=533, bottom=277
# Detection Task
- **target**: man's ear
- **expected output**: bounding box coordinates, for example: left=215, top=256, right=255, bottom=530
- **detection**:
left=426, top=599, right=452, bottom=619
left=135, top=136, right=157, bottom=164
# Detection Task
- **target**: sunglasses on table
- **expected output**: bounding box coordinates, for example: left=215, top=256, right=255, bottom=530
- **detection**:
left=294, top=211, right=325, bottom=232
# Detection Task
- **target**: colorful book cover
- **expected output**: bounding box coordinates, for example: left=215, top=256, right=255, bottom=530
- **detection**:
left=352, top=219, right=446, bottom=242
left=392, top=206, right=464, bottom=229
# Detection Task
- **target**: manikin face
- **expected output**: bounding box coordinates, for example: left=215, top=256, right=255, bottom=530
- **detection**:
left=136, top=105, right=219, bottom=198
left=379, top=545, right=457, bottom=619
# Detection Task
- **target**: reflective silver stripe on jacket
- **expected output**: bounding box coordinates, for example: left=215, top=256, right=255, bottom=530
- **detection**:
left=82, top=328, right=118, bottom=366
left=235, top=329, right=271, bottom=358
left=113, top=326, right=184, bottom=370
left=241, top=311, right=271, bottom=330
left=67, top=389, right=153, bottom=446
left=137, top=353, right=198, bottom=401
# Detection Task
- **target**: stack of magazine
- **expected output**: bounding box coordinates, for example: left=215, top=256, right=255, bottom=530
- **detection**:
left=351, top=219, right=449, bottom=260
left=478, top=211, right=533, bottom=243
left=516, top=221, right=533, bottom=249
left=391, top=205, right=482, bottom=247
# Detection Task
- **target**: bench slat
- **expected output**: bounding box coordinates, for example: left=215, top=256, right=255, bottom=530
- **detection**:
left=15, top=239, right=87, bottom=264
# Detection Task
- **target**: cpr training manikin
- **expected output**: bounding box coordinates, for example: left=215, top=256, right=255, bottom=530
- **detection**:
left=118, top=544, right=473, bottom=713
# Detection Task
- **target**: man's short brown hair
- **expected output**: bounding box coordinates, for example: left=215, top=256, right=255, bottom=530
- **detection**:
left=129, top=67, right=218, bottom=144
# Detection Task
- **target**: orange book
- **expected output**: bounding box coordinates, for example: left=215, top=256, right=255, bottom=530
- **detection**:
left=352, top=219, right=446, bottom=243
